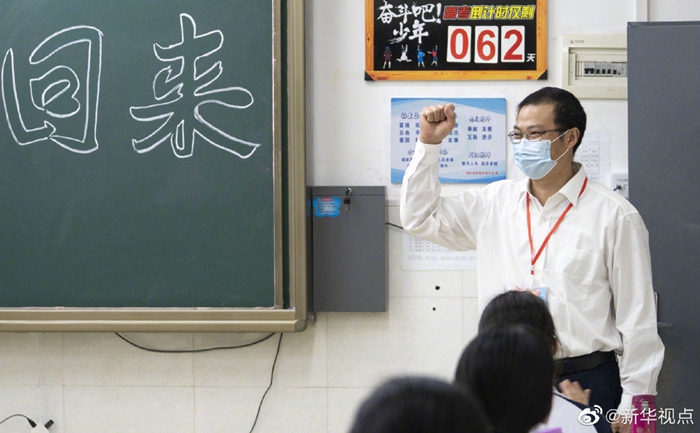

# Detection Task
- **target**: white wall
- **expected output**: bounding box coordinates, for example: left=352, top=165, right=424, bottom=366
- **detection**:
left=0, top=2, right=686, bottom=433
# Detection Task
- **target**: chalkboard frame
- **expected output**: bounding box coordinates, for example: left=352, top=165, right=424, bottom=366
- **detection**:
left=0, top=1, right=310, bottom=332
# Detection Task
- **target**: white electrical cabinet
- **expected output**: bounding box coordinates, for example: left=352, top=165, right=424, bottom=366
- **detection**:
left=562, top=34, right=627, bottom=99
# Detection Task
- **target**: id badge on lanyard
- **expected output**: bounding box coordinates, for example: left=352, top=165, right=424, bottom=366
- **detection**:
left=523, top=270, right=548, bottom=302
left=526, top=178, right=588, bottom=303
left=532, top=281, right=548, bottom=302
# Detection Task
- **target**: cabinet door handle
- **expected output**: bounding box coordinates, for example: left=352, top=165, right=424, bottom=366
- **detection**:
left=653, top=292, right=672, bottom=328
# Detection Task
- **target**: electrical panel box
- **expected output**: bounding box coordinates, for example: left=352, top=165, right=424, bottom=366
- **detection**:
left=310, top=186, right=387, bottom=312
left=563, top=34, right=627, bottom=99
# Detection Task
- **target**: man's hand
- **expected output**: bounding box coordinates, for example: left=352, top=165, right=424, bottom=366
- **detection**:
left=611, top=418, right=631, bottom=433
left=559, top=379, right=591, bottom=406
left=419, top=104, right=456, bottom=144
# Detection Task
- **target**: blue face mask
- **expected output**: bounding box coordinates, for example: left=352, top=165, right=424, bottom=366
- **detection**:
left=513, top=131, right=569, bottom=180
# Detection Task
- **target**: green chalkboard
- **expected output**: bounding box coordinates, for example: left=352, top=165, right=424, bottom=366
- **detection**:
left=0, top=0, right=299, bottom=314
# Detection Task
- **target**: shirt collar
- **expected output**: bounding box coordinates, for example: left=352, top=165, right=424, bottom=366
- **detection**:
left=559, top=162, right=587, bottom=206
left=517, top=162, right=588, bottom=206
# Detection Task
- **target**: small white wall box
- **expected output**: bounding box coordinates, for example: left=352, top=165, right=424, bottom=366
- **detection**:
left=563, top=34, right=627, bottom=99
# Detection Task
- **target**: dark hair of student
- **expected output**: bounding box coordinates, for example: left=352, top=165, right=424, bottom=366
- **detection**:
left=517, top=86, right=587, bottom=154
left=348, top=375, right=493, bottom=433
left=454, top=324, right=554, bottom=433
left=478, top=290, right=559, bottom=354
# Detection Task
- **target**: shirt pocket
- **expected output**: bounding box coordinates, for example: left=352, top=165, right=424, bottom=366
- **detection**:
left=555, top=247, right=600, bottom=302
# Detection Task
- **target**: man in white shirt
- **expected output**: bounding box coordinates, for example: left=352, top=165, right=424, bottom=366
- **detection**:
left=400, top=87, right=664, bottom=433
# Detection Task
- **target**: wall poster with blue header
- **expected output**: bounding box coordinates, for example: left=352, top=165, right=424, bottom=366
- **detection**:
left=391, top=97, right=506, bottom=183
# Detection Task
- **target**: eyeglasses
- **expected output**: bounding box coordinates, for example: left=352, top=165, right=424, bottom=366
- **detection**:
left=507, top=129, right=567, bottom=144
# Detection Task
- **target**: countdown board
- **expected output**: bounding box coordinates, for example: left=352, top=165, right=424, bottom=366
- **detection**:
left=365, top=0, right=547, bottom=81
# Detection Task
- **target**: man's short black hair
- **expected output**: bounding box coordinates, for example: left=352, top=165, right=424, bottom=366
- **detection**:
left=517, top=87, right=587, bottom=154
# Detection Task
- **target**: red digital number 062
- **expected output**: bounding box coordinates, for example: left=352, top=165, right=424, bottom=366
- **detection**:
left=447, top=25, right=525, bottom=64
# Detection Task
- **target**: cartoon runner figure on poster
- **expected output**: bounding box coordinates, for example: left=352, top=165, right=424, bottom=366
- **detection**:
left=383, top=45, right=392, bottom=69
left=417, top=46, right=425, bottom=67
left=429, top=46, right=438, bottom=66
left=397, top=44, right=411, bottom=62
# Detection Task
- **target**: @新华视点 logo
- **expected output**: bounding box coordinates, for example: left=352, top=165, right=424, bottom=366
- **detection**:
left=578, top=405, right=604, bottom=425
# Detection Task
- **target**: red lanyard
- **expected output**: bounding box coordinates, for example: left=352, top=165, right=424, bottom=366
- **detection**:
left=526, top=177, right=588, bottom=275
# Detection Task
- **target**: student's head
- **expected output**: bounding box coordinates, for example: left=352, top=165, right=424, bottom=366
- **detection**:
left=348, top=375, right=492, bottom=433
left=479, top=290, right=558, bottom=354
left=516, top=86, right=587, bottom=154
left=454, top=324, right=554, bottom=433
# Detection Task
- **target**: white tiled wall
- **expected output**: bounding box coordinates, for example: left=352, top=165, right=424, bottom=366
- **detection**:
left=4, top=1, right=688, bottom=432
left=0, top=206, right=476, bottom=433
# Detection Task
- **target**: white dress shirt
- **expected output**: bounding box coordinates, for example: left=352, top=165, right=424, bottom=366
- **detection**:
left=400, top=141, right=664, bottom=411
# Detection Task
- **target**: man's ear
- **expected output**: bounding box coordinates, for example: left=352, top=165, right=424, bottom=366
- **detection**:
left=566, top=127, right=580, bottom=149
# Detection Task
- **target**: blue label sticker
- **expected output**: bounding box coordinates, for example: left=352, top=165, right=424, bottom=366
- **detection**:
left=313, top=196, right=342, bottom=218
